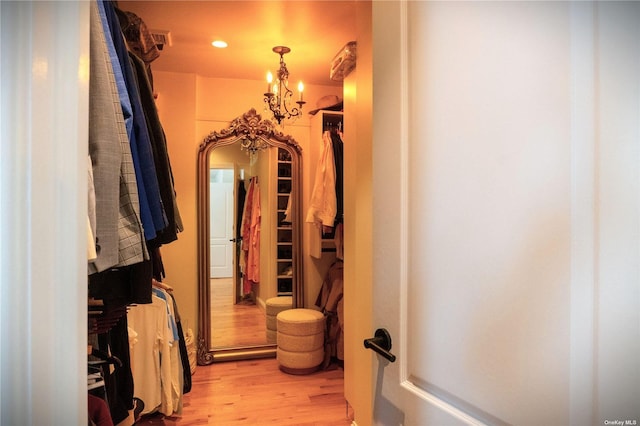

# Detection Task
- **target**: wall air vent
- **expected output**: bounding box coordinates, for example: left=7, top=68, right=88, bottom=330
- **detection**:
left=150, top=30, right=172, bottom=50
left=330, top=41, right=356, bottom=81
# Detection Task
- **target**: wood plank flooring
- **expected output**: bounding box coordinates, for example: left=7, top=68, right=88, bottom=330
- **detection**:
left=135, top=279, right=352, bottom=424
left=210, top=278, right=268, bottom=348
left=136, top=358, right=353, bottom=425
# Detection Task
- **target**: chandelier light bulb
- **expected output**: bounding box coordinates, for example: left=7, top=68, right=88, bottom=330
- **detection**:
left=266, top=71, right=273, bottom=94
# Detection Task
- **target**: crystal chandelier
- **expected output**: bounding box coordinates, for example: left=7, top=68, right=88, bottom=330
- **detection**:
left=264, top=46, right=305, bottom=124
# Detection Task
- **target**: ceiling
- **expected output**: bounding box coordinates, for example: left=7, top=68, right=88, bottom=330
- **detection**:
left=119, top=1, right=358, bottom=87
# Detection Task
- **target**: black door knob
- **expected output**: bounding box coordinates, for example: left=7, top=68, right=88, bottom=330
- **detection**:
left=363, top=328, right=396, bottom=362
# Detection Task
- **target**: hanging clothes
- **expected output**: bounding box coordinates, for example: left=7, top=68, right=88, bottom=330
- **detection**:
left=114, top=8, right=161, bottom=89
left=128, top=49, right=183, bottom=247
left=236, top=178, right=246, bottom=242
left=127, top=294, right=171, bottom=416
left=330, top=131, right=344, bottom=225
left=315, top=261, right=345, bottom=368
left=162, top=283, right=193, bottom=395
left=100, top=0, right=168, bottom=241
left=235, top=178, right=247, bottom=288
left=306, top=131, right=337, bottom=228
left=306, top=131, right=337, bottom=258
left=89, top=0, right=149, bottom=274
left=96, top=311, right=134, bottom=424
left=240, top=177, right=261, bottom=294
left=238, top=179, right=253, bottom=282
left=126, top=283, right=187, bottom=419
left=88, top=2, right=185, bottom=423
left=330, top=131, right=344, bottom=258
left=150, top=287, right=183, bottom=415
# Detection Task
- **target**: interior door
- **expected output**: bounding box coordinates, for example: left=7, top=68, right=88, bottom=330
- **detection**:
left=209, top=168, right=234, bottom=278
left=371, top=1, right=640, bottom=425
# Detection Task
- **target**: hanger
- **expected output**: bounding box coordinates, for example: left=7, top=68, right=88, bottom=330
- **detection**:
left=324, top=121, right=343, bottom=134
left=89, top=348, right=123, bottom=369
left=152, top=278, right=173, bottom=292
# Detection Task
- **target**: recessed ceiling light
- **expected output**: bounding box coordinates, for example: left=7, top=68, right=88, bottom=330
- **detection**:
left=211, top=40, right=228, bottom=48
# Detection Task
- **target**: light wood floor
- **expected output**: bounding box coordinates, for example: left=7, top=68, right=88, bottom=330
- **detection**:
left=210, top=277, right=268, bottom=348
left=136, top=358, right=353, bottom=425
left=135, top=279, right=352, bottom=425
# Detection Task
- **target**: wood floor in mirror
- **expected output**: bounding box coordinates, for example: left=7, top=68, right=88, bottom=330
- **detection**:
left=210, top=277, right=268, bottom=347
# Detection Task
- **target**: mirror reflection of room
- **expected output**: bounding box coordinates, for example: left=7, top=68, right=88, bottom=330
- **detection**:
left=208, top=144, right=267, bottom=348
left=197, top=110, right=305, bottom=361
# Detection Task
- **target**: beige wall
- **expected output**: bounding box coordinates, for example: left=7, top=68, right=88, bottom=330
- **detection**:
left=153, top=71, right=198, bottom=333
left=344, top=2, right=374, bottom=424
left=154, top=71, right=342, bottom=338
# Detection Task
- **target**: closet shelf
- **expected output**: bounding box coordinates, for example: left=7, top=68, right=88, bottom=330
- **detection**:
left=276, top=147, right=295, bottom=295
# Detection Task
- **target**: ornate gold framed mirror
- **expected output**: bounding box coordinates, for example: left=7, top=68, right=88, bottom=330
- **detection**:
left=196, top=109, right=303, bottom=364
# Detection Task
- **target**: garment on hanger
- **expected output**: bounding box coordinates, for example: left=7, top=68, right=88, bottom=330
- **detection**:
left=127, top=293, right=173, bottom=416
left=306, top=131, right=337, bottom=228
left=307, top=131, right=338, bottom=258
left=329, top=131, right=344, bottom=257
left=90, top=0, right=149, bottom=274
left=152, top=287, right=183, bottom=415
left=315, top=261, right=345, bottom=368
left=240, top=177, right=261, bottom=294
left=161, top=283, right=192, bottom=395
left=114, top=8, right=160, bottom=89
left=128, top=50, right=183, bottom=247
left=95, top=312, right=134, bottom=425
left=125, top=281, right=187, bottom=418
left=330, top=131, right=344, bottom=225
left=101, top=0, right=168, bottom=241
left=236, top=179, right=247, bottom=241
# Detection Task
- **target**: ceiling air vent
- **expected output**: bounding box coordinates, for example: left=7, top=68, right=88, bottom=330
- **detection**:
left=150, top=30, right=172, bottom=50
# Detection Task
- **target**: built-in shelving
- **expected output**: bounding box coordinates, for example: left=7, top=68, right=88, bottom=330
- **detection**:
left=276, top=148, right=294, bottom=296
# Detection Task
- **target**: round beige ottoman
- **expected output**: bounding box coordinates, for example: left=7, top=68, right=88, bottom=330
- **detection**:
left=276, top=308, right=325, bottom=375
left=265, top=296, right=292, bottom=343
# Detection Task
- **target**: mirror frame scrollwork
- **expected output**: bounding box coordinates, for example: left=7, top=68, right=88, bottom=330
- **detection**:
left=196, top=108, right=303, bottom=365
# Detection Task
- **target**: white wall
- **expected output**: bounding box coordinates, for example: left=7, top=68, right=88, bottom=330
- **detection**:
left=592, top=2, right=640, bottom=421
left=0, top=1, right=89, bottom=424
